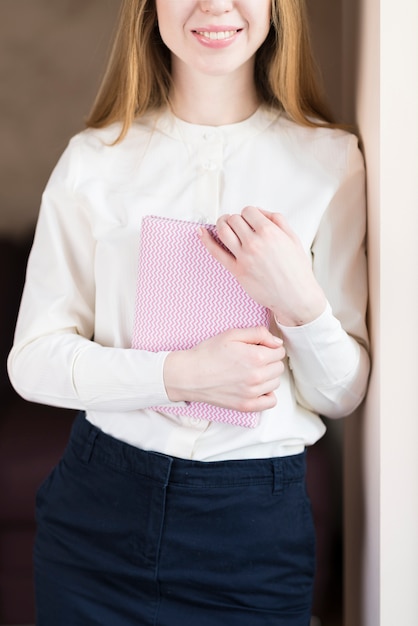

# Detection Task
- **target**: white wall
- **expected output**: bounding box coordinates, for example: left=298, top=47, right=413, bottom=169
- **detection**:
left=345, top=0, right=418, bottom=624
left=380, top=0, right=418, bottom=623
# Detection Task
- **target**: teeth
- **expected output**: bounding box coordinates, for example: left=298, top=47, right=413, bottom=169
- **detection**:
left=197, top=30, right=237, bottom=40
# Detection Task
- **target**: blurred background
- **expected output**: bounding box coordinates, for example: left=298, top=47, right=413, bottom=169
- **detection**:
left=0, top=0, right=120, bottom=236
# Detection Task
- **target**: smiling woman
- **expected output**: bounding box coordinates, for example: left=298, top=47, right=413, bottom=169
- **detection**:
left=156, top=0, right=271, bottom=78
left=7, top=0, right=370, bottom=624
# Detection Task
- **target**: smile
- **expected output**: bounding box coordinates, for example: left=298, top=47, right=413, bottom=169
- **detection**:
left=195, top=30, right=240, bottom=41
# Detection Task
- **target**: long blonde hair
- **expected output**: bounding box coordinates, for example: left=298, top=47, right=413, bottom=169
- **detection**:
left=86, top=0, right=335, bottom=141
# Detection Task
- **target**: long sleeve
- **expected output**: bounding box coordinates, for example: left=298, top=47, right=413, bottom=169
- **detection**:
left=276, top=135, right=370, bottom=418
left=7, top=136, right=171, bottom=412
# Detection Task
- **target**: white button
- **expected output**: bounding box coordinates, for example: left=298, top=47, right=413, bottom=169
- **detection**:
left=190, top=417, right=201, bottom=426
left=202, top=160, right=217, bottom=171
left=203, top=130, right=220, bottom=141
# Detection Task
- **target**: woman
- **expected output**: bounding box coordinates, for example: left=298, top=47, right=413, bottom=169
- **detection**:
left=8, top=1, right=370, bottom=624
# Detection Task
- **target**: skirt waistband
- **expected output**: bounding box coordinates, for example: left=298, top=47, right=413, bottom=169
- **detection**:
left=69, top=413, right=306, bottom=490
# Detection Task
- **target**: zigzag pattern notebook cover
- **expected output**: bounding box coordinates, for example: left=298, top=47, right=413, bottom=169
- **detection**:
left=132, top=215, right=271, bottom=428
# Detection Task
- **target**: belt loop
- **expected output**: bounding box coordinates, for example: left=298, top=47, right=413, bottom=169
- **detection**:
left=272, top=460, right=283, bottom=496
left=81, top=426, right=99, bottom=464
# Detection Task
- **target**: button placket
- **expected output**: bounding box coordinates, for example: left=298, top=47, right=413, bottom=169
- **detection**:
left=197, top=139, right=223, bottom=224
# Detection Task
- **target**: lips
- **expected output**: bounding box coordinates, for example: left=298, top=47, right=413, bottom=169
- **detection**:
left=191, top=26, right=243, bottom=48
left=194, top=29, right=240, bottom=41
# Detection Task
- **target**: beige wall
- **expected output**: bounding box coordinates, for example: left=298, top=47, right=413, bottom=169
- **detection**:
left=346, top=0, right=418, bottom=624
left=0, top=0, right=121, bottom=236
left=379, top=0, right=418, bottom=623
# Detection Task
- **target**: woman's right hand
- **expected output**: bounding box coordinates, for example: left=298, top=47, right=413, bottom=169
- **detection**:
left=163, top=327, right=286, bottom=413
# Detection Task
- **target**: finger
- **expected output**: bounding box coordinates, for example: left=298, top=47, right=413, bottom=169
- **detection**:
left=256, top=208, right=284, bottom=225
left=254, top=209, right=304, bottom=251
left=227, top=326, right=283, bottom=349
left=254, top=376, right=282, bottom=398
left=249, top=391, right=278, bottom=412
left=254, top=344, right=286, bottom=366
left=250, top=359, right=285, bottom=389
left=215, top=215, right=245, bottom=255
left=225, top=212, right=255, bottom=245
left=198, top=226, right=236, bottom=272
left=265, top=212, right=299, bottom=243
left=240, top=205, right=272, bottom=232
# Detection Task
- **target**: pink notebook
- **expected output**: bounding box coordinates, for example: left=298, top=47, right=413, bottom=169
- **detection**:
left=132, top=215, right=271, bottom=428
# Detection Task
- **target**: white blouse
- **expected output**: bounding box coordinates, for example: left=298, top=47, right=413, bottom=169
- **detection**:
left=8, top=106, right=370, bottom=461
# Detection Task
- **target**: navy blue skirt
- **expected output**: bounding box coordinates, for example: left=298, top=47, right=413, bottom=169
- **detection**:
left=34, top=414, right=315, bottom=625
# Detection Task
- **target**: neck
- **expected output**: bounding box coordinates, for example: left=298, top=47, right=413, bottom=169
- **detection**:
left=169, top=62, right=260, bottom=126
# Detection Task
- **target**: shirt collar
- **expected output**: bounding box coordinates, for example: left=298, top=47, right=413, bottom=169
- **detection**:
left=150, top=105, right=280, bottom=145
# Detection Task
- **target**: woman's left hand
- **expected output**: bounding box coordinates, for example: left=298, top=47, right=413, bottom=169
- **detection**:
left=199, top=206, right=327, bottom=327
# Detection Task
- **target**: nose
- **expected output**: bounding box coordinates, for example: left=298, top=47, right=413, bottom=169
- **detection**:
left=199, top=0, right=233, bottom=14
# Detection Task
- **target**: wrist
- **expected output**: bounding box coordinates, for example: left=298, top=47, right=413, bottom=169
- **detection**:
left=273, top=292, right=327, bottom=327
left=163, top=350, right=193, bottom=402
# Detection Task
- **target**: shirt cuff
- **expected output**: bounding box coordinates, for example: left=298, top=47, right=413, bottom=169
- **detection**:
left=275, top=302, right=360, bottom=387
